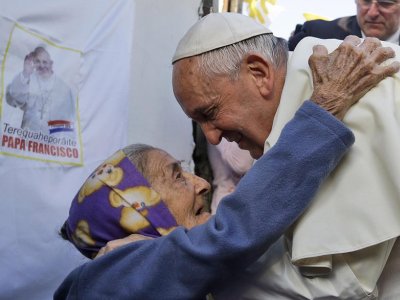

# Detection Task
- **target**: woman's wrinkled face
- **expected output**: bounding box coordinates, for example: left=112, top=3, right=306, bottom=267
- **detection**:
left=146, top=150, right=211, bottom=229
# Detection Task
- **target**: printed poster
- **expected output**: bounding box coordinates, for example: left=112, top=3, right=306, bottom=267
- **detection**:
left=0, top=18, right=82, bottom=165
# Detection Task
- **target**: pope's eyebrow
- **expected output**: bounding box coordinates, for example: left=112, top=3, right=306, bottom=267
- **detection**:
left=192, top=105, right=211, bottom=120
left=193, top=106, right=206, bottom=114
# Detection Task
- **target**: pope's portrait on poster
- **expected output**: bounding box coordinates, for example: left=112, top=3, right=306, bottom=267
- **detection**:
left=1, top=22, right=82, bottom=165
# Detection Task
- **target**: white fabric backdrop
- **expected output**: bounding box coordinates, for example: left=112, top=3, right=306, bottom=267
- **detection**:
left=0, top=1, right=198, bottom=299
left=128, top=0, right=199, bottom=168
left=1, top=0, right=360, bottom=298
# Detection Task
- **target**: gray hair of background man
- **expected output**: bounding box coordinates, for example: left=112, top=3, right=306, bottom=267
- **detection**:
left=197, top=34, right=289, bottom=80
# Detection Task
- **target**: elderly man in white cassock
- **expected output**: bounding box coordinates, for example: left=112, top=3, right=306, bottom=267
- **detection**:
left=55, top=12, right=400, bottom=300
left=6, top=46, right=75, bottom=134
left=171, top=13, right=400, bottom=300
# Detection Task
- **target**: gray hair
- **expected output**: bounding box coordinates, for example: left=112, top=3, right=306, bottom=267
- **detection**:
left=33, top=46, right=49, bottom=56
left=122, top=144, right=157, bottom=181
left=197, top=34, right=288, bottom=80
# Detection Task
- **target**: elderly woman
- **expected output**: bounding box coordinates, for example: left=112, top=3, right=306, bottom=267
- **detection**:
left=56, top=98, right=355, bottom=299
left=60, top=143, right=212, bottom=259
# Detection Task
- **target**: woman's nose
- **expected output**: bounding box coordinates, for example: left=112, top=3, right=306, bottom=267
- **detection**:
left=187, top=173, right=211, bottom=195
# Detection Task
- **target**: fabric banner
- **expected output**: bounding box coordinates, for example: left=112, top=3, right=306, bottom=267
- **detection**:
left=1, top=18, right=82, bottom=165
left=0, top=1, right=197, bottom=299
left=0, top=1, right=134, bottom=299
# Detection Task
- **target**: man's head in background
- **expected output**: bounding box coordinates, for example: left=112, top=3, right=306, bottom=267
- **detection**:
left=356, top=0, right=400, bottom=40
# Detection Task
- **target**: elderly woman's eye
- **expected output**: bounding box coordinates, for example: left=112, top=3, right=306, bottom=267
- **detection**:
left=176, top=172, right=186, bottom=182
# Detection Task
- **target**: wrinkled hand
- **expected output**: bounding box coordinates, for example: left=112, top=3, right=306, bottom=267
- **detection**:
left=95, top=234, right=153, bottom=259
left=309, top=35, right=400, bottom=120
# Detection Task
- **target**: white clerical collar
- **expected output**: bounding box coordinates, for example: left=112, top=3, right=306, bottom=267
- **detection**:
left=361, top=27, right=400, bottom=44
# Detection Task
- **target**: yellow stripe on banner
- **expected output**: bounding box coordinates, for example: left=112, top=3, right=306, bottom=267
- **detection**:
left=15, top=23, right=81, bottom=53
left=244, top=0, right=277, bottom=24
left=0, top=24, right=16, bottom=123
left=260, top=0, right=269, bottom=15
left=303, top=12, right=331, bottom=21
left=255, top=6, right=265, bottom=24
left=0, top=151, right=84, bottom=166
left=75, top=95, right=84, bottom=165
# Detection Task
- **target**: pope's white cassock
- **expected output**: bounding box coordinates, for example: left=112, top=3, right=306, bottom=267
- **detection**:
left=6, top=71, right=75, bottom=133
left=215, top=37, right=400, bottom=300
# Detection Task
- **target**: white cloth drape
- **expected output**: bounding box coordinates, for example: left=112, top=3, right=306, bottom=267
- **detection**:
left=0, top=1, right=197, bottom=299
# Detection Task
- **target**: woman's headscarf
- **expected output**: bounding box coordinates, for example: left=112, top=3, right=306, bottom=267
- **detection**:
left=63, top=150, right=178, bottom=258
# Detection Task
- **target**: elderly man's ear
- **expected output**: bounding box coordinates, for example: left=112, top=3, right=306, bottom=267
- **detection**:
left=243, top=53, right=275, bottom=99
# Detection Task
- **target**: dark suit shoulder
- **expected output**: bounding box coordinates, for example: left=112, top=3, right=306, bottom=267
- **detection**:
left=288, top=15, right=361, bottom=51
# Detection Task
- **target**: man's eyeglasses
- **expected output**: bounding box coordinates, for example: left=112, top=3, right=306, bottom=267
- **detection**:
left=358, top=0, right=399, bottom=11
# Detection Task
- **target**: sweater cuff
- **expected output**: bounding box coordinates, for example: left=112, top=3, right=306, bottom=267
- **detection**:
left=298, top=100, right=355, bottom=148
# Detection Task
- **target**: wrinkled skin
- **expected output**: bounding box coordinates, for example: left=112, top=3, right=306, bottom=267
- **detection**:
left=309, top=35, right=400, bottom=120
left=173, top=35, right=399, bottom=160
left=96, top=234, right=153, bottom=259
left=147, top=150, right=211, bottom=229
left=172, top=54, right=285, bottom=159
left=96, top=149, right=211, bottom=259
left=97, top=35, right=400, bottom=257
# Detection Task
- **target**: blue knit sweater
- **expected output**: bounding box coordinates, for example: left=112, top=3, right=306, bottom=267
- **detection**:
left=54, top=101, right=354, bottom=300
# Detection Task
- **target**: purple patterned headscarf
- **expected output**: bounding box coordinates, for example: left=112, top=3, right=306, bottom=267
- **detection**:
left=63, top=150, right=178, bottom=258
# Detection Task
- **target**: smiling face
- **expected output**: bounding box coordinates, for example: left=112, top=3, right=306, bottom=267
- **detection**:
left=356, top=0, right=400, bottom=40
left=34, top=49, right=53, bottom=78
left=146, top=149, right=211, bottom=229
left=172, top=56, right=285, bottom=159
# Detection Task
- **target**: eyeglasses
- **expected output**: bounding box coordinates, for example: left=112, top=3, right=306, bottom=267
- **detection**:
left=358, top=0, right=399, bottom=11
